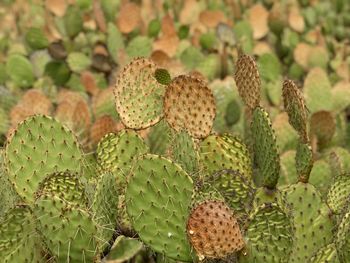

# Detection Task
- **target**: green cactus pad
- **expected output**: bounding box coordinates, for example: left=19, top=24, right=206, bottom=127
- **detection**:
left=5, top=115, right=84, bottom=204
left=206, top=169, right=255, bottom=221
left=210, top=78, right=239, bottom=133
left=295, top=141, right=314, bottom=183
left=199, top=134, right=252, bottom=180
left=114, top=57, right=165, bottom=129
left=107, top=22, right=125, bottom=64
left=311, top=243, right=340, bottom=263
left=279, top=150, right=297, bottom=187
left=155, top=68, right=171, bottom=85
left=34, top=172, right=98, bottom=262
left=146, top=120, right=172, bottom=155
left=335, top=211, right=350, bottom=262
left=67, top=52, right=91, bottom=73
left=0, top=205, right=44, bottom=263
left=303, top=67, right=333, bottom=114
left=25, top=27, right=49, bottom=50
left=234, top=54, right=261, bottom=111
left=126, top=36, right=152, bottom=59
left=327, top=175, right=350, bottom=215
left=104, top=236, right=143, bottom=262
left=92, top=172, right=119, bottom=251
left=284, top=182, right=334, bottom=263
left=96, top=130, right=149, bottom=189
left=272, top=113, right=298, bottom=153
left=240, top=203, right=294, bottom=263
left=64, top=5, right=83, bottom=38
left=251, top=107, right=280, bottom=189
left=6, top=54, right=35, bottom=88
left=126, top=154, right=194, bottom=261
left=309, top=159, right=332, bottom=196
left=168, top=130, right=199, bottom=175
left=282, top=79, right=308, bottom=142
left=0, top=149, right=21, bottom=218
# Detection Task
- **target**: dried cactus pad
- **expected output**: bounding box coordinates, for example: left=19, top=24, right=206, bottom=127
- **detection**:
left=114, top=57, right=165, bottom=129
left=282, top=79, right=308, bottom=141
left=164, top=75, right=216, bottom=139
left=234, top=54, right=261, bottom=110
left=187, top=200, right=245, bottom=260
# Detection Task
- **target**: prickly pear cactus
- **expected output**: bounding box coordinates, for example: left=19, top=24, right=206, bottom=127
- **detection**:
left=0, top=205, right=45, bottom=263
left=284, top=182, right=334, bottom=263
left=164, top=75, right=216, bottom=139
left=240, top=203, right=294, bottom=263
left=234, top=54, right=261, bottom=111
left=251, top=107, right=280, bottom=189
left=96, top=130, right=149, bottom=189
left=199, top=134, right=252, bottom=180
left=311, top=243, right=340, bottom=263
left=33, top=171, right=98, bottom=263
left=125, top=154, right=194, bottom=261
left=335, top=211, right=350, bottom=262
left=186, top=200, right=245, bottom=260
left=4, top=115, right=85, bottom=204
left=91, top=172, right=119, bottom=251
left=114, top=57, right=165, bottom=129
left=282, top=79, right=308, bottom=142
left=327, top=175, right=350, bottom=215
left=168, top=130, right=199, bottom=175
left=206, top=169, right=255, bottom=221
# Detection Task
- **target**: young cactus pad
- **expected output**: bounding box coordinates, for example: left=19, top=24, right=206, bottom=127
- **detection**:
left=186, top=200, right=245, bottom=260
left=114, top=57, right=165, bottom=129
left=164, top=75, right=216, bottom=139
left=234, top=54, right=261, bottom=111
left=4, top=115, right=84, bottom=204
left=251, top=107, right=280, bottom=189
left=125, top=154, right=194, bottom=261
left=282, top=79, right=308, bottom=142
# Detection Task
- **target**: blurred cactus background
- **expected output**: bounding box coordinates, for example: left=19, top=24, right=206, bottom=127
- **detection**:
left=0, top=0, right=350, bottom=262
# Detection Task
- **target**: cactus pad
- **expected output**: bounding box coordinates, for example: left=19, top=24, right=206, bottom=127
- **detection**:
left=199, top=134, right=252, bottom=179
left=96, top=130, right=149, bottom=189
left=34, top=172, right=98, bottom=262
left=5, top=115, right=84, bottom=204
left=164, top=75, right=216, bottom=139
left=186, top=200, right=245, bottom=260
left=284, top=182, right=334, bottom=263
left=251, top=107, right=280, bottom=189
left=206, top=169, right=255, bottom=221
left=234, top=54, right=261, bottom=110
left=295, top=141, right=313, bottom=183
left=282, top=79, right=308, bottom=142
left=154, top=68, right=171, bottom=85
left=0, top=205, right=44, bottom=263
left=335, top=211, right=350, bottom=262
left=311, top=243, right=340, bottom=263
left=327, top=175, right=350, bottom=215
left=241, top=202, right=294, bottom=263
left=114, top=57, right=165, bottom=129
left=126, top=154, right=194, bottom=261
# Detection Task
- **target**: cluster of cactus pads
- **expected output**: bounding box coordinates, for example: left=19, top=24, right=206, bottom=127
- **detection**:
left=1, top=54, right=350, bottom=263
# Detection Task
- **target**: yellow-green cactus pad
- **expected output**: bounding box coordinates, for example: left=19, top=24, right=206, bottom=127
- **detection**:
left=114, top=57, right=165, bottom=129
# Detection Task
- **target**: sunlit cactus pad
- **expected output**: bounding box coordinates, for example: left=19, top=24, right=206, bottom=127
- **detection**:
left=164, top=75, right=216, bottom=139
left=114, top=57, right=165, bottom=129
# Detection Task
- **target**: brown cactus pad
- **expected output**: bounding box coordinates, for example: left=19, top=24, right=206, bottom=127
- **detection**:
left=234, top=54, right=261, bottom=110
left=186, top=200, right=245, bottom=259
left=164, top=75, right=216, bottom=139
